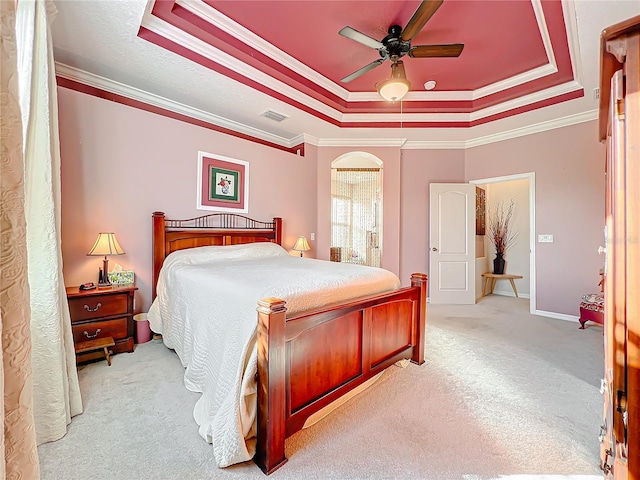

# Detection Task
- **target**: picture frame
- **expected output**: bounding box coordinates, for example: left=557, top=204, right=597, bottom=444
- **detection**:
left=197, top=151, right=249, bottom=213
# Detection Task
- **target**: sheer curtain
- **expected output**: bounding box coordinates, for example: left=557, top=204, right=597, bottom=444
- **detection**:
left=331, top=168, right=382, bottom=267
left=16, top=0, right=82, bottom=444
left=0, top=1, right=40, bottom=477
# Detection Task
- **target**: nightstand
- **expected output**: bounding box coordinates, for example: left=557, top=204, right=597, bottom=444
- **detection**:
left=66, top=285, right=137, bottom=363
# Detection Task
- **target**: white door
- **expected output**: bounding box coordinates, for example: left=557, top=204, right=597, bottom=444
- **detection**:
left=429, top=183, right=476, bottom=304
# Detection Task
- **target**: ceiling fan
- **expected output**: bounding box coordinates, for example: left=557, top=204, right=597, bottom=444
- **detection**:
left=338, top=0, right=464, bottom=101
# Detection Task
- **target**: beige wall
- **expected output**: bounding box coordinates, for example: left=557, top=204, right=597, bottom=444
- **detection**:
left=466, top=121, right=605, bottom=315
left=58, top=88, right=317, bottom=311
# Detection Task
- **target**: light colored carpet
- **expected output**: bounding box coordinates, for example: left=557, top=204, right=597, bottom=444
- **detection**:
left=38, top=296, right=605, bottom=480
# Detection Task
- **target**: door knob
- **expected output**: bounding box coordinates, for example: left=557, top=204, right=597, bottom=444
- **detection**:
left=432, top=247, right=438, bottom=251
left=598, top=246, right=606, bottom=255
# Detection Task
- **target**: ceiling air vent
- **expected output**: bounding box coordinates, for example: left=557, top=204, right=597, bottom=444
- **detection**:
left=261, top=110, right=289, bottom=122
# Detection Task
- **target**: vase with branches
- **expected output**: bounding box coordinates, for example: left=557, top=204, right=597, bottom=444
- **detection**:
left=488, top=199, right=518, bottom=274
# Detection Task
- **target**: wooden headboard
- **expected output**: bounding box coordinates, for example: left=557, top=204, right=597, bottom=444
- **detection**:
left=152, top=211, right=283, bottom=299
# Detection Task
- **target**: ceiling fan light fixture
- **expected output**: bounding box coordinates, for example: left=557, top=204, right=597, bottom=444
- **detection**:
left=377, top=61, right=411, bottom=102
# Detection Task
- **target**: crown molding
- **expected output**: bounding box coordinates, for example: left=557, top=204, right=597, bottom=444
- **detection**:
left=55, top=63, right=295, bottom=148
left=469, top=80, right=583, bottom=121
left=154, top=0, right=563, bottom=105
left=317, top=138, right=405, bottom=147
left=562, top=0, right=582, bottom=84
left=471, top=0, right=558, bottom=100
left=290, top=133, right=318, bottom=147
left=465, top=109, right=598, bottom=148
left=402, top=140, right=468, bottom=150
left=140, top=7, right=345, bottom=122
left=340, top=80, right=584, bottom=124
left=346, top=58, right=557, bottom=103
left=175, top=0, right=350, bottom=100
left=56, top=63, right=596, bottom=152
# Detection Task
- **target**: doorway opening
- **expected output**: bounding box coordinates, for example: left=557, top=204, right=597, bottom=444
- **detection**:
left=331, top=153, right=383, bottom=267
left=471, top=173, right=536, bottom=314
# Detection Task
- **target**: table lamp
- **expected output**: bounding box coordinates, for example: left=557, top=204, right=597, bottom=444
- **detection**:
left=87, top=233, right=125, bottom=287
left=292, top=236, right=311, bottom=257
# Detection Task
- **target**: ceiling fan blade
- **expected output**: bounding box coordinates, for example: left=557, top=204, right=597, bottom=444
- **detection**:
left=339, top=26, right=384, bottom=50
left=401, top=0, right=444, bottom=42
left=341, top=59, right=385, bottom=83
left=409, top=44, right=464, bottom=58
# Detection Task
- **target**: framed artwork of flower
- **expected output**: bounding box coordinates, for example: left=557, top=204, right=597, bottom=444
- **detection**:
left=197, top=151, right=249, bottom=212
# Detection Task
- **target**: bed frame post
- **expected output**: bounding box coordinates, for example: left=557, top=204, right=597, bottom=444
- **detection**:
left=273, top=217, right=282, bottom=246
left=152, top=212, right=166, bottom=300
left=410, top=273, right=427, bottom=365
left=255, top=297, right=288, bottom=475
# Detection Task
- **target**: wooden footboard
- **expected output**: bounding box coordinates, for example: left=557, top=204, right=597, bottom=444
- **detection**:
left=255, top=273, right=427, bottom=474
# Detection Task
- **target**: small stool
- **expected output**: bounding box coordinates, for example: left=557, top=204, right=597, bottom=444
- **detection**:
left=75, top=336, right=116, bottom=366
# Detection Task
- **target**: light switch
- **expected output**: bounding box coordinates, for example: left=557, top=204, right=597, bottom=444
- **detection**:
left=538, top=234, right=554, bottom=243
left=310, top=233, right=315, bottom=241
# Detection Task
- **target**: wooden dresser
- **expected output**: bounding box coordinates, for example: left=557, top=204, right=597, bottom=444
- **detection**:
left=66, top=285, right=137, bottom=363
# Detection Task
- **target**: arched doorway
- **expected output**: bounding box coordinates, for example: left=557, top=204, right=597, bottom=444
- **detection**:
left=331, top=152, right=383, bottom=267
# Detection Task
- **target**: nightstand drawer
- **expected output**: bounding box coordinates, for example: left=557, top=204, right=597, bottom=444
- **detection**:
left=72, top=317, right=128, bottom=343
left=68, top=293, right=128, bottom=322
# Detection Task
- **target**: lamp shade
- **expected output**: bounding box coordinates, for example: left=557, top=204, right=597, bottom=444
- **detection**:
left=377, top=61, right=411, bottom=102
left=87, top=233, right=125, bottom=257
left=292, top=236, right=311, bottom=255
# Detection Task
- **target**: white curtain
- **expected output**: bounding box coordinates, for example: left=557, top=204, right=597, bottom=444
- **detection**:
left=16, top=0, right=82, bottom=444
left=0, top=1, right=40, bottom=476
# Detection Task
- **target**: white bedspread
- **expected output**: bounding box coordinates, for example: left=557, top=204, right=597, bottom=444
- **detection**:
left=147, top=242, right=400, bottom=468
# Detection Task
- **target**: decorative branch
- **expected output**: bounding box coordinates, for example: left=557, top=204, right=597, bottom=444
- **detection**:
left=488, top=199, right=518, bottom=256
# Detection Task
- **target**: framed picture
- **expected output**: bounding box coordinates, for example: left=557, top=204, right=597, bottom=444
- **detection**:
left=197, top=151, right=249, bottom=212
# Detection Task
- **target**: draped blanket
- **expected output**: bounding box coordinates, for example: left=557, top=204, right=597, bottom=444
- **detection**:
left=148, top=242, right=400, bottom=467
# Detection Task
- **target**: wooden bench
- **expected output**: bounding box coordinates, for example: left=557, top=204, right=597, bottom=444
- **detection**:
left=74, top=336, right=116, bottom=366
left=481, top=273, right=524, bottom=297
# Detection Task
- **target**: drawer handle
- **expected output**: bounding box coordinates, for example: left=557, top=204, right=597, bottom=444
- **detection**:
left=83, top=303, right=102, bottom=312
left=83, top=329, right=101, bottom=339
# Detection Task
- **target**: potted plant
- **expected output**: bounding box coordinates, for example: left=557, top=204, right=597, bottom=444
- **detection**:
left=488, top=199, right=518, bottom=274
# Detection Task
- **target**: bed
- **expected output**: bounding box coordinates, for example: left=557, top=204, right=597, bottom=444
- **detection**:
left=150, top=211, right=427, bottom=474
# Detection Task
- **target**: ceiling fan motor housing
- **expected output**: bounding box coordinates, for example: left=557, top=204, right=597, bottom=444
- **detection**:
left=380, top=24, right=411, bottom=60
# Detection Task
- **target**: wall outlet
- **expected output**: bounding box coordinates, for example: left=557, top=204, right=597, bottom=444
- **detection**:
left=538, top=234, right=554, bottom=243
left=310, top=233, right=315, bottom=241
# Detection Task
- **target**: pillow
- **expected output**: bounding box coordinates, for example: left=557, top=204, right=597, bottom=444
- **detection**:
left=164, top=241, right=288, bottom=268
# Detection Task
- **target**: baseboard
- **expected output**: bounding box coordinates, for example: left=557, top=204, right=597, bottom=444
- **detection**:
left=490, top=290, right=531, bottom=299
left=534, top=309, right=580, bottom=323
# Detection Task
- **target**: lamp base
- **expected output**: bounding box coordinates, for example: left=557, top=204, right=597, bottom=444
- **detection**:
left=98, top=259, right=112, bottom=289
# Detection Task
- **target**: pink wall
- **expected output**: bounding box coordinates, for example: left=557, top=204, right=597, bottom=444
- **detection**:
left=58, top=88, right=317, bottom=311
left=465, top=121, right=605, bottom=315
left=315, top=146, right=401, bottom=277
left=399, top=150, right=466, bottom=286
left=58, top=86, right=606, bottom=319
